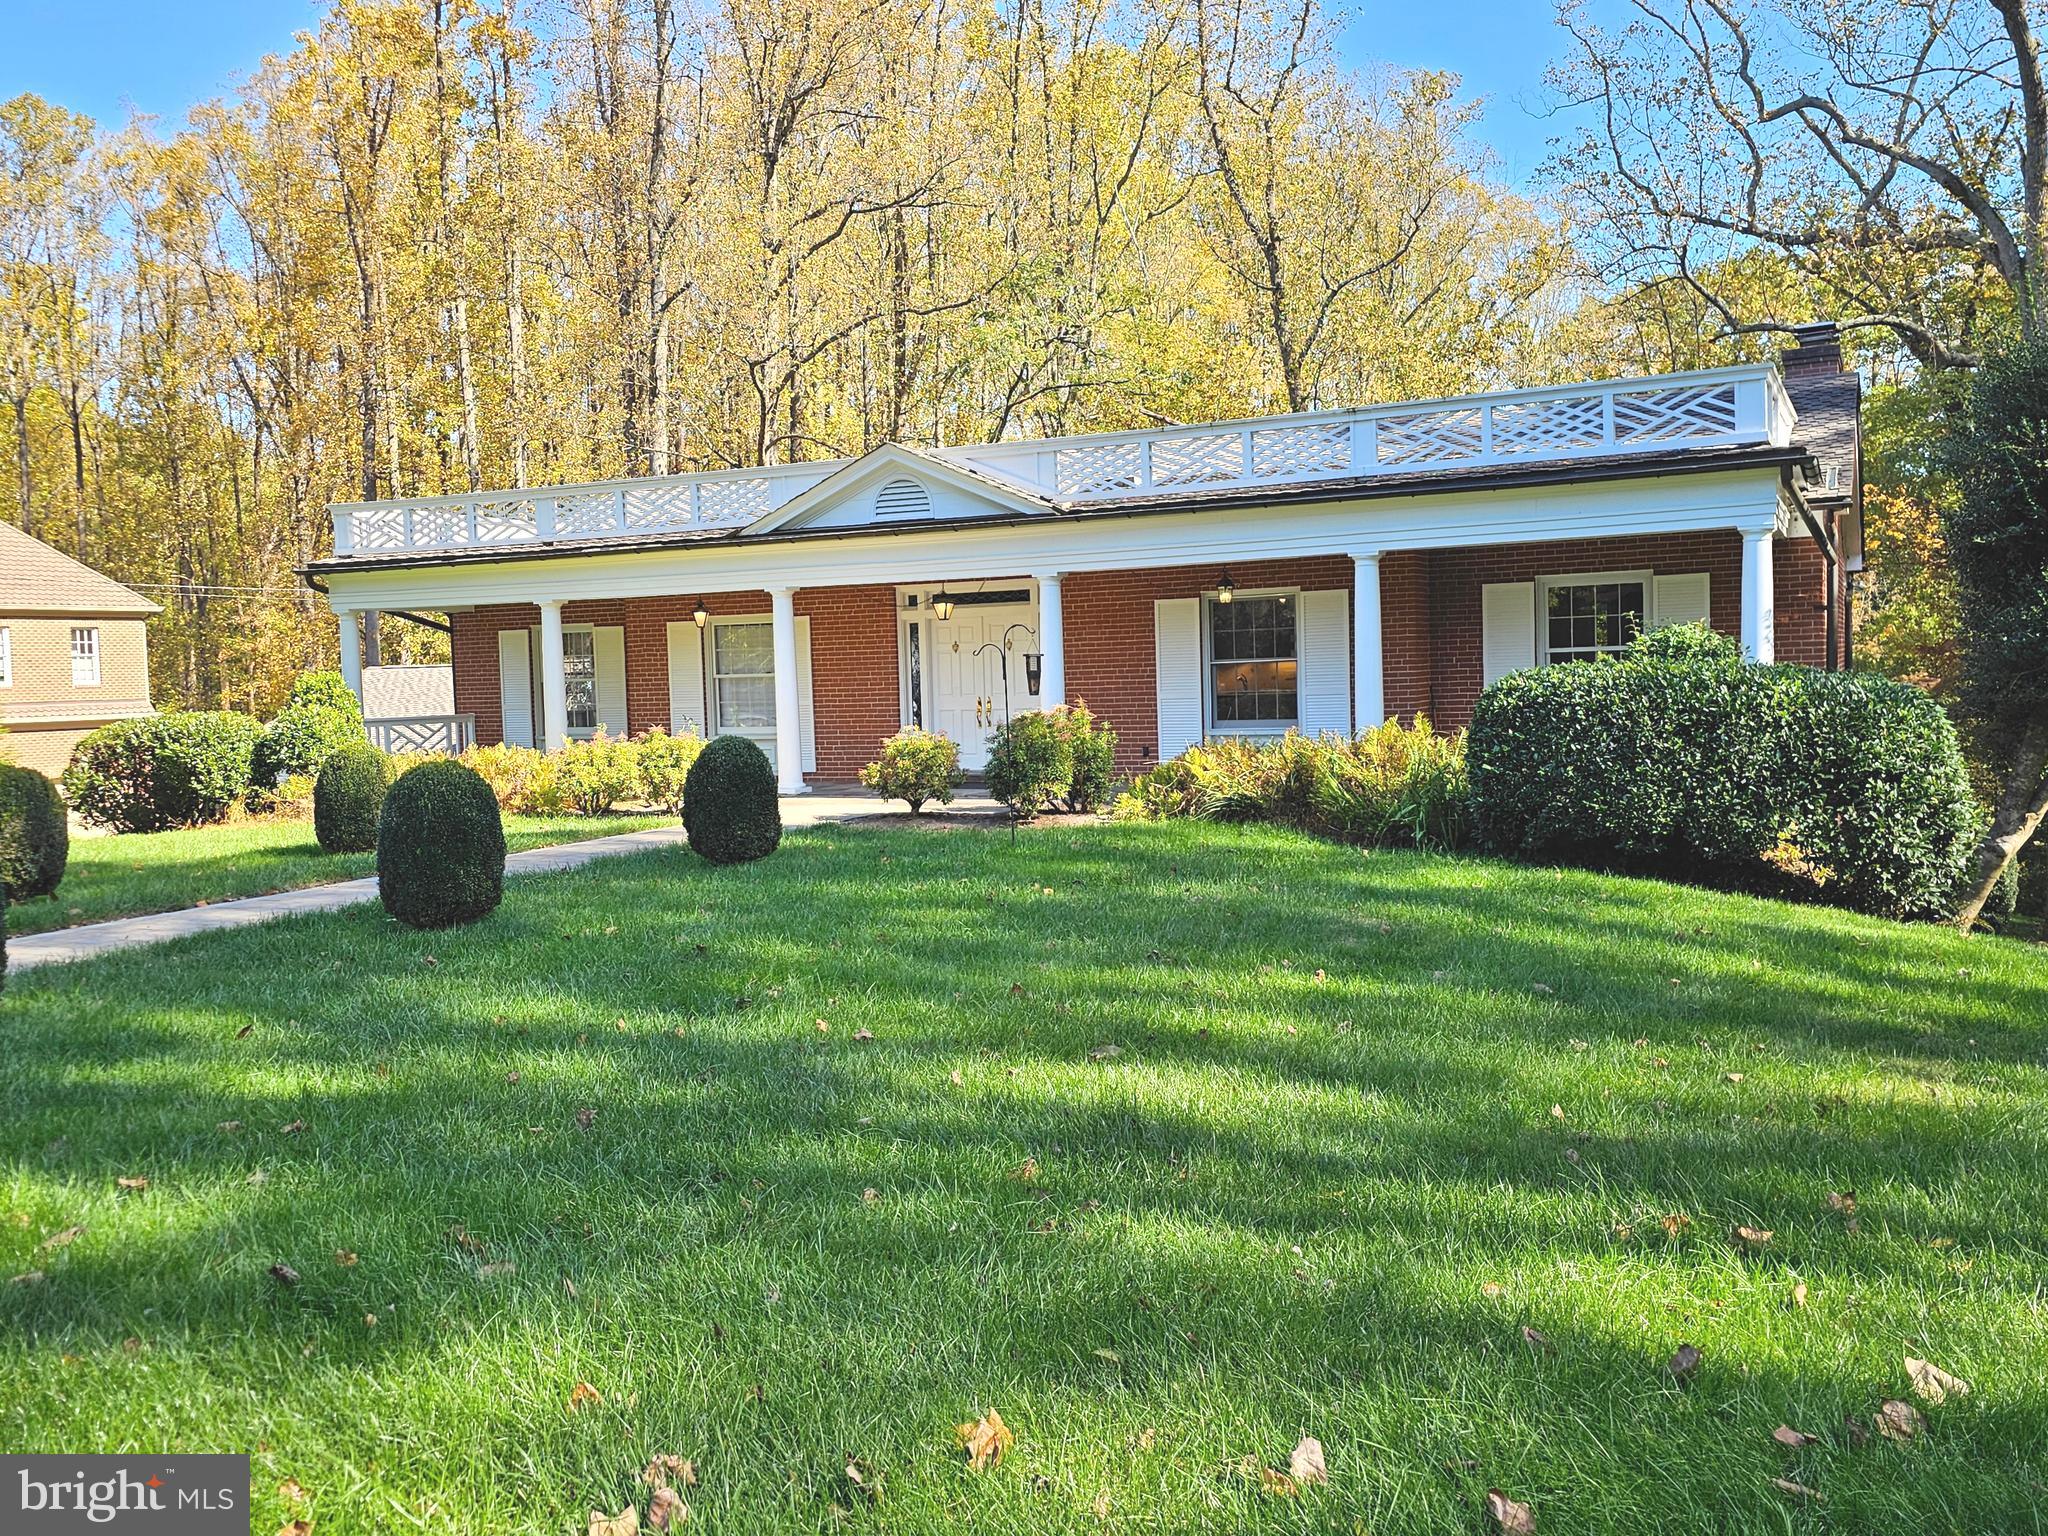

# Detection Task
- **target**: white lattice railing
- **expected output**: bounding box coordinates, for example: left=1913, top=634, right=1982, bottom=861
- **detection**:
left=365, top=714, right=476, bottom=755
left=959, top=364, right=1795, bottom=502
left=326, top=366, right=1793, bottom=557
left=332, top=462, right=841, bottom=557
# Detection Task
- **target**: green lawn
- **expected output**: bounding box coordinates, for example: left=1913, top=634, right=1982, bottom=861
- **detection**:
left=2, top=821, right=2043, bottom=1534
left=7, top=813, right=666, bottom=935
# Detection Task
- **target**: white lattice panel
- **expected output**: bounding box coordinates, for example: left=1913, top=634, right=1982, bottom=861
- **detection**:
left=475, top=500, right=538, bottom=543
left=1055, top=440, right=1144, bottom=495
left=698, top=477, right=773, bottom=522
left=1151, top=432, right=1244, bottom=485
left=626, top=483, right=696, bottom=529
left=1252, top=423, right=1351, bottom=478
left=1490, top=394, right=1606, bottom=456
left=352, top=511, right=406, bottom=551
left=1375, top=406, right=1485, bottom=466
left=412, top=506, right=467, bottom=547
left=367, top=716, right=474, bottom=755
left=554, top=492, right=618, bottom=536
left=1612, top=384, right=1738, bottom=444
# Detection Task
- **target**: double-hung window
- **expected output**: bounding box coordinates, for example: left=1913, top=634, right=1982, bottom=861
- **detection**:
left=1206, top=592, right=1297, bottom=730
left=562, top=629, right=597, bottom=729
left=1540, top=576, right=1646, bottom=665
left=71, top=625, right=100, bottom=686
left=711, top=620, right=776, bottom=732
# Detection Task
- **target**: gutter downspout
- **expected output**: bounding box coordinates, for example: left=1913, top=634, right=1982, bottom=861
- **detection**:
left=1783, top=460, right=1843, bottom=670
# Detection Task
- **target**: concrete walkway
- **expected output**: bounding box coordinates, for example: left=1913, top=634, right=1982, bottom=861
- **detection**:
left=9, top=789, right=1005, bottom=971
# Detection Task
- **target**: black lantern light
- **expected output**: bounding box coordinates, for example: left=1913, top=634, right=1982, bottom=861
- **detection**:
left=931, top=587, right=956, bottom=620
left=692, top=597, right=709, bottom=629
left=1024, top=652, right=1044, bottom=696
left=1216, top=571, right=1236, bottom=604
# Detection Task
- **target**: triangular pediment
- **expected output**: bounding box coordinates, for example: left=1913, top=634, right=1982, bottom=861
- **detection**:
left=741, top=444, right=1057, bottom=536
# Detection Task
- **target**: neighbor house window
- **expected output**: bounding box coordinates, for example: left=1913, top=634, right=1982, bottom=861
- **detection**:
left=0, top=626, right=10, bottom=687
left=712, top=620, right=776, bottom=731
left=1207, top=592, right=1297, bottom=728
left=1541, top=576, right=1646, bottom=664
left=562, top=629, right=597, bottom=729
left=71, top=625, right=100, bottom=686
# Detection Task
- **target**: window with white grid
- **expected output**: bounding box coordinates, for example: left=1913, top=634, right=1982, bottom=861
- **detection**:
left=71, top=625, right=100, bottom=686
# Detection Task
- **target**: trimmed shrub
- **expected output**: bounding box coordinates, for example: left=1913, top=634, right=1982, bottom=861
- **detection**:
left=0, top=763, right=69, bottom=900
left=1048, top=701, right=1118, bottom=813
left=1114, top=721, right=1470, bottom=850
left=63, top=712, right=263, bottom=832
left=683, top=735, right=782, bottom=864
left=460, top=743, right=568, bottom=814
left=985, top=711, right=1072, bottom=818
left=860, top=728, right=964, bottom=812
left=376, top=759, right=506, bottom=928
left=314, top=743, right=393, bottom=852
left=636, top=728, right=705, bottom=816
left=1468, top=637, right=1978, bottom=919
left=251, top=703, right=363, bottom=793
left=284, top=669, right=363, bottom=717
left=558, top=731, right=642, bottom=815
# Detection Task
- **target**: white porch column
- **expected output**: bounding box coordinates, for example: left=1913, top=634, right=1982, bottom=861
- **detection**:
left=1352, top=550, right=1385, bottom=730
left=538, top=598, right=569, bottom=753
left=769, top=586, right=808, bottom=795
left=1035, top=572, right=1066, bottom=708
left=1740, top=528, right=1775, bottom=663
left=336, top=609, right=363, bottom=706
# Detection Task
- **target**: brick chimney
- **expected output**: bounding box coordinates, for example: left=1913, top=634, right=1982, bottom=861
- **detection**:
left=1784, top=320, right=1845, bottom=376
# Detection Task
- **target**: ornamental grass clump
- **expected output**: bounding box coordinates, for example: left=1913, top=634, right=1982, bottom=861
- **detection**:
left=376, top=758, right=507, bottom=928
left=683, top=734, right=782, bottom=864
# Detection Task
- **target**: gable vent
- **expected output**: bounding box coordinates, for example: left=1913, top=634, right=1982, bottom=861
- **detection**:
left=875, top=478, right=931, bottom=518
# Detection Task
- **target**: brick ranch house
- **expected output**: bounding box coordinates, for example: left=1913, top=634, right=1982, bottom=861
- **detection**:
left=306, top=325, right=1860, bottom=794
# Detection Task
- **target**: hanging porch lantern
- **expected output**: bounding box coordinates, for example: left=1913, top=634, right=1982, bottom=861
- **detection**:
left=1216, top=571, right=1236, bottom=604
left=931, top=587, right=956, bottom=620
left=692, top=597, right=709, bottom=629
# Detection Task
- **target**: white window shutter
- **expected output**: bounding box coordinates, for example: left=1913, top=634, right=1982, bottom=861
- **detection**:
left=1154, top=597, right=1202, bottom=759
left=665, top=621, right=705, bottom=734
left=1653, top=572, right=1711, bottom=630
left=1482, top=582, right=1536, bottom=685
left=796, top=615, right=817, bottom=773
left=594, top=625, right=629, bottom=736
left=1297, top=589, right=1351, bottom=737
left=498, top=629, right=534, bottom=747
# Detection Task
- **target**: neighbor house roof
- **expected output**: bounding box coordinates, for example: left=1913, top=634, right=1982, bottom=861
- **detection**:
left=0, top=522, right=160, bottom=616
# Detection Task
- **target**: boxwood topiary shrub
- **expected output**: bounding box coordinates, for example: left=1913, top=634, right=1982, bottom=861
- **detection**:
left=985, top=711, right=1072, bottom=819
left=683, top=735, right=782, bottom=863
left=0, top=762, right=69, bottom=900
left=376, top=758, right=507, bottom=928
left=63, top=711, right=263, bottom=832
left=1467, top=632, right=1978, bottom=919
left=314, top=743, right=393, bottom=852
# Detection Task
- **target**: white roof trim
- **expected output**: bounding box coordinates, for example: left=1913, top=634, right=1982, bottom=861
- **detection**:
left=739, top=443, right=1057, bottom=536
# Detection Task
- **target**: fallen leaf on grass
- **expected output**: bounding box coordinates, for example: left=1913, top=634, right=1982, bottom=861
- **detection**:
left=588, top=1507, right=638, bottom=1536
left=948, top=1069, right=964, bottom=1087
left=1288, top=1436, right=1327, bottom=1485
left=1875, top=1399, right=1923, bottom=1441
left=279, top=1120, right=306, bottom=1136
left=842, top=1457, right=880, bottom=1502
left=1481, top=1282, right=1504, bottom=1298
left=1790, top=1281, right=1808, bottom=1308
left=576, top=1107, right=598, bottom=1130
left=40, top=1226, right=84, bottom=1250
left=1724, top=1072, right=1745, bottom=1084
left=9, top=1271, right=45, bottom=1286
left=852, top=1029, right=874, bottom=1043
left=567, top=1381, right=604, bottom=1413
left=1733, top=1225, right=1773, bottom=1249
left=333, top=1250, right=358, bottom=1268
left=279, top=1522, right=313, bottom=1536
left=1828, top=1190, right=1856, bottom=1217
left=1667, top=1343, right=1702, bottom=1382
left=1520, top=1325, right=1554, bottom=1355
left=116, top=1176, right=149, bottom=1192
left=648, top=1487, right=687, bottom=1529
left=218, top=1121, right=244, bottom=1133
left=1486, top=1488, right=1536, bottom=1533
left=1769, top=1478, right=1822, bottom=1501
left=476, top=1262, right=517, bottom=1279
left=279, top=1478, right=308, bottom=1502
left=268, top=1263, right=300, bottom=1287
left=955, top=1410, right=1014, bottom=1470
left=1904, top=1354, right=1971, bottom=1405
left=640, top=1456, right=697, bottom=1491
left=1660, top=1212, right=1693, bottom=1236
left=1258, top=1466, right=1298, bottom=1497
left=1771, top=1425, right=1817, bottom=1448
left=1013, top=1157, right=1040, bottom=1183
left=1086, top=1044, right=1122, bottom=1062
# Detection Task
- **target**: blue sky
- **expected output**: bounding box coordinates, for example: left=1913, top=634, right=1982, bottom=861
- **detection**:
left=1, top=0, right=1579, bottom=186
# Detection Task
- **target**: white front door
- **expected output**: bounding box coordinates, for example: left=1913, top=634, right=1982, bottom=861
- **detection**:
left=929, top=602, right=1037, bottom=770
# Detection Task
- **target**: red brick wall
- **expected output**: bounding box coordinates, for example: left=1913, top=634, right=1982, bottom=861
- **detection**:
left=449, top=588, right=899, bottom=782
left=1381, top=550, right=1432, bottom=723
left=1063, top=556, right=1355, bottom=770
left=1773, top=535, right=1832, bottom=668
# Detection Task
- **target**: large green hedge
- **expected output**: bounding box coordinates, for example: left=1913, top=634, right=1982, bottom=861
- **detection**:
left=376, top=759, right=506, bottom=928
left=1467, top=628, right=1978, bottom=919
left=63, top=712, right=264, bottom=832
left=0, top=763, right=69, bottom=900
left=682, top=735, right=782, bottom=864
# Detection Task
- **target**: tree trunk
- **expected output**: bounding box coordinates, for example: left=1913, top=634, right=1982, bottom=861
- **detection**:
left=9, top=392, right=31, bottom=536
left=1955, top=713, right=2048, bottom=930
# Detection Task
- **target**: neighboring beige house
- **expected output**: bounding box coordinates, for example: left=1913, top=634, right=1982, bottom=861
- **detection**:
left=0, top=522, right=159, bottom=778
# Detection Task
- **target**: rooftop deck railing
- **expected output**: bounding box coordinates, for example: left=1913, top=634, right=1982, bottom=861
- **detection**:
left=328, top=365, right=1794, bottom=559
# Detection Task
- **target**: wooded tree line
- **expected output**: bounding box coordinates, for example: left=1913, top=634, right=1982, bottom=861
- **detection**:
left=2, top=0, right=1592, bottom=710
